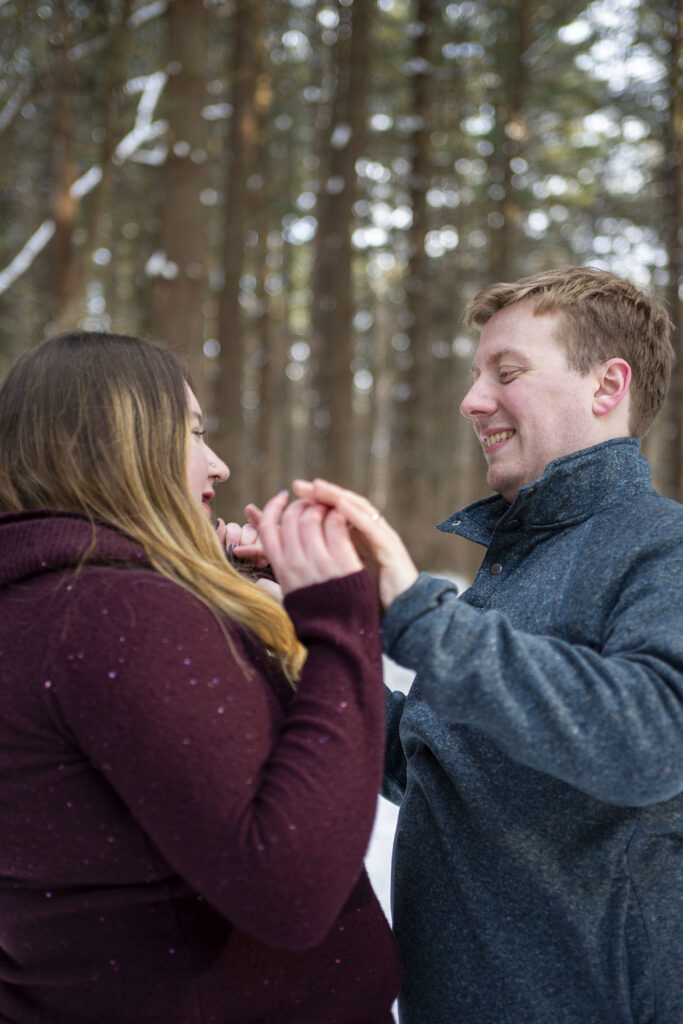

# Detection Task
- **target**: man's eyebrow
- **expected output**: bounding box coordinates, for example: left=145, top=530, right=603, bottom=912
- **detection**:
left=491, top=346, right=528, bottom=363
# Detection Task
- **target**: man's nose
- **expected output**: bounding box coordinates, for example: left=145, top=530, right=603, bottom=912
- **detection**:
left=460, top=377, right=496, bottom=420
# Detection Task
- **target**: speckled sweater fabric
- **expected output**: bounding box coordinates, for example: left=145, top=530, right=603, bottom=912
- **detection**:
left=0, top=510, right=399, bottom=1024
left=382, top=439, right=683, bottom=1024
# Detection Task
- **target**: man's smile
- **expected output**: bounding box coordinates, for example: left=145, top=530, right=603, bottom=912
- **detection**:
left=482, top=429, right=515, bottom=450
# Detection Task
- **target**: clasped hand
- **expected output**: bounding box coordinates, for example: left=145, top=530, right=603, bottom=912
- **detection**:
left=218, top=491, right=363, bottom=597
left=217, top=481, right=419, bottom=609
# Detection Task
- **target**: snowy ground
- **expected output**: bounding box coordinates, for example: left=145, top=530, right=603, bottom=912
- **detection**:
left=363, top=656, right=415, bottom=923
left=363, top=656, right=415, bottom=1021
left=363, top=574, right=469, bottom=923
left=361, top=575, right=469, bottom=1018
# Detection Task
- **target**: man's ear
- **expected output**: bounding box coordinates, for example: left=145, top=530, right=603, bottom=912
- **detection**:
left=592, top=358, right=631, bottom=417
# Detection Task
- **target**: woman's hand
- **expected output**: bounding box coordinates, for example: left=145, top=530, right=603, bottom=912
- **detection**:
left=216, top=507, right=284, bottom=601
left=257, top=491, right=364, bottom=596
left=216, top=504, right=269, bottom=567
left=292, top=479, right=419, bottom=610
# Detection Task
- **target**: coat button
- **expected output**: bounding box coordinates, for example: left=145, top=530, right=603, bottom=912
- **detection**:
left=507, top=519, right=520, bottom=529
left=490, top=562, right=502, bottom=575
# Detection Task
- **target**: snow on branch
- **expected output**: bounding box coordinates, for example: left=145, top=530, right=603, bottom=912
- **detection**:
left=70, top=166, right=104, bottom=199
left=0, top=72, right=168, bottom=296
left=0, top=82, right=30, bottom=136
left=116, top=71, right=168, bottom=162
left=128, top=1, right=168, bottom=28
left=0, top=221, right=56, bottom=294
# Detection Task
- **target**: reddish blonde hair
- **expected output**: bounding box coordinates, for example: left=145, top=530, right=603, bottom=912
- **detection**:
left=466, top=267, right=674, bottom=438
left=0, top=331, right=305, bottom=682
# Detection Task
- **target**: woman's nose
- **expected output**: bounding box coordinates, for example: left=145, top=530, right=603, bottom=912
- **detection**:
left=209, top=449, right=230, bottom=482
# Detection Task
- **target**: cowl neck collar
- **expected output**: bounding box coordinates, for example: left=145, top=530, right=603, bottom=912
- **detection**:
left=437, top=438, right=650, bottom=547
left=0, top=510, right=149, bottom=587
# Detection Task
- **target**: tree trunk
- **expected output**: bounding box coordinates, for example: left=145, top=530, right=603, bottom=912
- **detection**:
left=653, top=0, right=683, bottom=500
left=150, top=0, right=208, bottom=402
left=389, top=0, right=433, bottom=564
left=489, top=0, right=531, bottom=283
left=311, top=0, right=370, bottom=488
left=51, top=0, right=133, bottom=333
left=50, top=1, right=78, bottom=318
left=215, top=0, right=263, bottom=514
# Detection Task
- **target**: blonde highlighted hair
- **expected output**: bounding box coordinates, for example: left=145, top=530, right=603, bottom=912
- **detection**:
left=466, top=266, right=674, bottom=438
left=0, top=331, right=305, bottom=683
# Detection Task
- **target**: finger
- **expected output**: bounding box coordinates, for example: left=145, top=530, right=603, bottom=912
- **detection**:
left=244, top=503, right=263, bottom=527
left=296, top=483, right=417, bottom=608
left=294, top=481, right=384, bottom=554
left=293, top=502, right=362, bottom=577
left=280, top=499, right=325, bottom=563
left=215, top=518, right=227, bottom=546
left=255, top=577, right=284, bottom=602
left=231, top=511, right=268, bottom=565
left=280, top=502, right=361, bottom=584
left=322, top=508, right=363, bottom=572
left=263, top=499, right=327, bottom=594
left=307, top=478, right=382, bottom=524
left=287, top=500, right=343, bottom=579
left=224, top=521, right=246, bottom=547
left=292, top=479, right=315, bottom=498
left=306, top=480, right=386, bottom=537
left=231, top=543, right=270, bottom=567
left=240, top=524, right=258, bottom=546
left=257, top=490, right=290, bottom=567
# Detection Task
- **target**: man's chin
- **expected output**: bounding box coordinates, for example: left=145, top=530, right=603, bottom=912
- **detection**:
left=487, top=470, right=517, bottom=503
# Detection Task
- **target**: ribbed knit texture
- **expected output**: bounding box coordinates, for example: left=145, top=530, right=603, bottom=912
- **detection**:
left=0, top=511, right=399, bottom=1023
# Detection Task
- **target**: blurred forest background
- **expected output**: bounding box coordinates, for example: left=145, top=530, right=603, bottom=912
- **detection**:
left=0, top=0, right=681, bottom=579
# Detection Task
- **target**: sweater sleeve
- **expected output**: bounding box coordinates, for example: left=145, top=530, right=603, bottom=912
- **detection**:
left=45, top=568, right=385, bottom=950
left=382, top=550, right=683, bottom=807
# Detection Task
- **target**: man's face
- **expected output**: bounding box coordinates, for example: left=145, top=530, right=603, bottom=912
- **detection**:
left=460, top=302, right=604, bottom=503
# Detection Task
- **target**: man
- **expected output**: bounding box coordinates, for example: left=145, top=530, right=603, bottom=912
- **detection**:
left=294, top=267, right=683, bottom=1024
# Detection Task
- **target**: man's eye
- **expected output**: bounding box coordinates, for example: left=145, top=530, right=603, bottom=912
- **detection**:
left=499, top=369, right=518, bottom=383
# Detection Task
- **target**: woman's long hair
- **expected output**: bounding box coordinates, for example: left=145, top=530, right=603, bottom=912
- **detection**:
left=0, top=331, right=305, bottom=682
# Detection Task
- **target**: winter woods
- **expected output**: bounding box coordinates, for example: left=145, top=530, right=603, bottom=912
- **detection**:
left=1, top=0, right=681, bottom=579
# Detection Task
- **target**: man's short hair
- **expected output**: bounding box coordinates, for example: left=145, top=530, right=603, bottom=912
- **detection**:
left=465, top=266, right=674, bottom=438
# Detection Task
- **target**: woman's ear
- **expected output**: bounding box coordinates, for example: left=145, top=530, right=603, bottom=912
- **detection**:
left=592, top=358, right=631, bottom=418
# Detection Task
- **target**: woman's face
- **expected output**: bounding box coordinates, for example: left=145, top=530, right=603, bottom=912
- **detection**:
left=185, top=385, right=229, bottom=517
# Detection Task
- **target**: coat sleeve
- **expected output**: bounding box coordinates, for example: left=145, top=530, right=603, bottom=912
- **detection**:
left=382, top=687, right=407, bottom=805
left=381, top=544, right=683, bottom=807
left=45, top=568, right=385, bottom=950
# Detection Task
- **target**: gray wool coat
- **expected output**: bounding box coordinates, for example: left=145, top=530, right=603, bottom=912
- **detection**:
left=382, top=438, right=683, bottom=1024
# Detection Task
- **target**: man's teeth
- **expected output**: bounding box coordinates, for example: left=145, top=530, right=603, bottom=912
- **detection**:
left=483, top=430, right=514, bottom=448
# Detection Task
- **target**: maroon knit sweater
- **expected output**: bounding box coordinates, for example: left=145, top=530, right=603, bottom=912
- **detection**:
left=0, top=510, right=399, bottom=1023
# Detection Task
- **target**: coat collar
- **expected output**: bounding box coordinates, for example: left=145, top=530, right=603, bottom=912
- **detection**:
left=437, top=438, right=651, bottom=547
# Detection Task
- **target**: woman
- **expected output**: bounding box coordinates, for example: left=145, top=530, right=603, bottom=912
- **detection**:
left=0, top=331, right=399, bottom=1024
